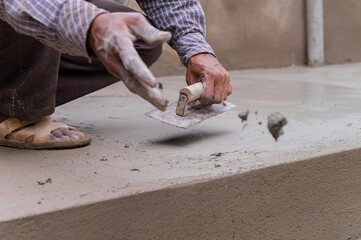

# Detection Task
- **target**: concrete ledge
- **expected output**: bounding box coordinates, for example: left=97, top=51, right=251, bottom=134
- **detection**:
left=2, top=149, right=361, bottom=239
left=2, top=64, right=361, bottom=239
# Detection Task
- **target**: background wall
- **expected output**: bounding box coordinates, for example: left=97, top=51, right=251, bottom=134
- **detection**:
left=127, top=0, right=361, bottom=76
left=199, top=0, right=306, bottom=70
left=324, top=0, right=361, bottom=65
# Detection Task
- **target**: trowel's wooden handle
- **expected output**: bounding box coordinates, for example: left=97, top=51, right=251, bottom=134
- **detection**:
left=179, top=82, right=203, bottom=102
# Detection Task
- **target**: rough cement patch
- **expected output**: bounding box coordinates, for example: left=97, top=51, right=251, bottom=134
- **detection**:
left=267, top=112, right=288, bottom=141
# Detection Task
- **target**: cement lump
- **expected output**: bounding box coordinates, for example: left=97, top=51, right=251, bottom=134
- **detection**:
left=267, top=112, right=288, bottom=141
left=238, top=110, right=250, bottom=122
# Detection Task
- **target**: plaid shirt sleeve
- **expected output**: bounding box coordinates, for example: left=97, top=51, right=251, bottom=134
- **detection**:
left=0, top=0, right=106, bottom=58
left=136, top=0, right=215, bottom=66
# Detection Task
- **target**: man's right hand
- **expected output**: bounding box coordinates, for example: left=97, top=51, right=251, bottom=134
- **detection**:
left=88, top=12, right=172, bottom=111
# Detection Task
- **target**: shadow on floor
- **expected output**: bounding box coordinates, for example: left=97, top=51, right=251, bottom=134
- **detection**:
left=151, top=130, right=229, bottom=147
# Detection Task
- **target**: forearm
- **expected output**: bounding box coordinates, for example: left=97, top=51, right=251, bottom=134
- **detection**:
left=136, top=0, right=215, bottom=65
left=0, top=0, right=106, bottom=58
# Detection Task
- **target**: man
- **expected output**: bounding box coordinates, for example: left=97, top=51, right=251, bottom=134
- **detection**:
left=0, top=0, right=232, bottom=149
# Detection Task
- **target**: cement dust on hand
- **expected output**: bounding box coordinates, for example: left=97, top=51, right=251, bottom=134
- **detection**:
left=267, top=112, right=288, bottom=141
left=238, top=109, right=250, bottom=122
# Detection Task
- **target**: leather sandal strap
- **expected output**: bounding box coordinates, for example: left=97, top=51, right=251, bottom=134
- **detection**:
left=0, top=117, right=34, bottom=138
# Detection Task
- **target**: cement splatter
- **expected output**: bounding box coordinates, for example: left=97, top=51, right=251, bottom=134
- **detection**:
left=238, top=110, right=250, bottom=122
left=210, top=152, right=223, bottom=157
left=157, top=82, right=163, bottom=90
left=267, top=112, right=288, bottom=141
left=37, top=178, right=52, bottom=185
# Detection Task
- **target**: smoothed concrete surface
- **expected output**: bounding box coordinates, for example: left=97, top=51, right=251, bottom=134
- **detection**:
left=2, top=64, right=361, bottom=239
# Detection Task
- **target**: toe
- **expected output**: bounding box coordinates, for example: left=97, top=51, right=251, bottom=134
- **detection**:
left=60, top=128, right=72, bottom=137
left=25, top=135, right=34, bottom=143
left=70, top=134, right=80, bottom=140
left=52, top=128, right=86, bottom=142
left=51, top=130, right=63, bottom=138
left=71, top=130, right=85, bottom=139
left=60, top=135, right=71, bottom=141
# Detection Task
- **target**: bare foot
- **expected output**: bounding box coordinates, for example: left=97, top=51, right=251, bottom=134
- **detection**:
left=50, top=127, right=85, bottom=142
left=0, top=115, right=86, bottom=143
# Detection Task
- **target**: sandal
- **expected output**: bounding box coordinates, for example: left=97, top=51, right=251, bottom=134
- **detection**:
left=0, top=116, right=91, bottom=149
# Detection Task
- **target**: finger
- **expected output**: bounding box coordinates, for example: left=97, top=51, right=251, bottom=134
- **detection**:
left=211, top=74, right=224, bottom=104
left=135, top=25, right=172, bottom=45
left=116, top=38, right=156, bottom=87
left=124, top=76, right=168, bottom=111
left=222, top=74, right=228, bottom=101
left=97, top=49, right=128, bottom=80
left=200, top=75, right=214, bottom=105
left=225, top=71, right=232, bottom=96
left=186, top=71, right=198, bottom=86
left=227, top=81, right=233, bottom=96
left=128, top=13, right=172, bottom=45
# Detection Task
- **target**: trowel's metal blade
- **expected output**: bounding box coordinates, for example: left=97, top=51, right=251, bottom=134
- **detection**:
left=146, top=101, right=237, bottom=128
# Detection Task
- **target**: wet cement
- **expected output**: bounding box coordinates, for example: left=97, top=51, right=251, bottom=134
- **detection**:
left=2, top=64, right=361, bottom=239
left=267, top=112, right=288, bottom=141
left=238, top=109, right=249, bottom=122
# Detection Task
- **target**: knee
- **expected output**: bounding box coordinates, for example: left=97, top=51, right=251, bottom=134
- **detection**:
left=146, top=44, right=162, bottom=67
left=135, top=41, right=162, bottom=67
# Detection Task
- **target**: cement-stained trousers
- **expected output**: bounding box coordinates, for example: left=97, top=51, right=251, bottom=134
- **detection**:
left=0, top=0, right=162, bottom=121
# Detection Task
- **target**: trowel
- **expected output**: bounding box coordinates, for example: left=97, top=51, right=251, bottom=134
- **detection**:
left=146, top=82, right=236, bottom=128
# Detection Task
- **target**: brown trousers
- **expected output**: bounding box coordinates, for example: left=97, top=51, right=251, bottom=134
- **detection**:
left=0, top=0, right=162, bottom=121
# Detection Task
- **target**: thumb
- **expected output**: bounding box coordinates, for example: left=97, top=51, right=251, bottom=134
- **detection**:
left=137, top=25, right=171, bottom=45
left=128, top=14, right=172, bottom=45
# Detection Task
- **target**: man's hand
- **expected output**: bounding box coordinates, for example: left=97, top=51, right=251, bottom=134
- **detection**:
left=186, top=53, right=232, bottom=105
left=88, top=12, right=172, bottom=110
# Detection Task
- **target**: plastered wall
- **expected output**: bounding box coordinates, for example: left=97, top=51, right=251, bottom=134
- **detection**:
left=130, top=0, right=361, bottom=76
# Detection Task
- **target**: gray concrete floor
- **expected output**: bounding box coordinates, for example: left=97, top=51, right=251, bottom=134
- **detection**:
left=2, top=63, right=361, bottom=230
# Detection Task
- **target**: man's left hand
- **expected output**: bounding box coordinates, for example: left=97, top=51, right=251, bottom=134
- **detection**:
left=186, top=53, right=232, bottom=105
